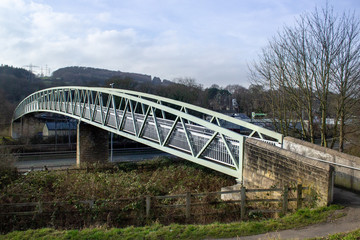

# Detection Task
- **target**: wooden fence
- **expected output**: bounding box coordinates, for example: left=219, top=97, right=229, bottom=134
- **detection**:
left=0, top=184, right=309, bottom=223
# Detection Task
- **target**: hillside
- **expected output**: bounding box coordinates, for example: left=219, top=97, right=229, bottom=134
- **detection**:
left=0, top=65, right=212, bottom=136
left=52, top=66, right=152, bottom=85
left=0, top=65, right=42, bottom=103
left=0, top=65, right=177, bottom=134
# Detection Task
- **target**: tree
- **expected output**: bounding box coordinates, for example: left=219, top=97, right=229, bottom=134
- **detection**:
left=250, top=5, right=360, bottom=149
left=0, top=89, right=15, bottom=133
left=226, top=85, right=250, bottom=114
left=330, top=12, right=360, bottom=151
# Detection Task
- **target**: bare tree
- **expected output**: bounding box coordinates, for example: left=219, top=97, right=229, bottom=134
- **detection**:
left=250, top=5, right=360, bottom=148
left=330, top=12, right=360, bottom=151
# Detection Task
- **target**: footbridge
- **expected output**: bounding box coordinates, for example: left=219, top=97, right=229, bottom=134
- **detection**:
left=12, top=86, right=283, bottom=182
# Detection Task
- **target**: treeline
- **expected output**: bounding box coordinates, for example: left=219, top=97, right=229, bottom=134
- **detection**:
left=104, top=76, right=269, bottom=116
left=52, top=66, right=153, bottom=86
left=0, top=65, right=45, bottom=131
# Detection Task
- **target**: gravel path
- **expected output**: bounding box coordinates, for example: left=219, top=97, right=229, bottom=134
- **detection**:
left=219, top=187, right=360, bottom=240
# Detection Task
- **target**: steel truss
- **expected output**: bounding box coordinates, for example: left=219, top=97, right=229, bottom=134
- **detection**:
left=13, top=87, right=283, bottom=182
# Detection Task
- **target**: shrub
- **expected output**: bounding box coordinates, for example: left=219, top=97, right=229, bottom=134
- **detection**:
left=0, top=150, right=18, bottom=189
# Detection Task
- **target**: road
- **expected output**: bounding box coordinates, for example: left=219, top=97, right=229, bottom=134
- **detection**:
left=15, top=148, right=171, bottom=171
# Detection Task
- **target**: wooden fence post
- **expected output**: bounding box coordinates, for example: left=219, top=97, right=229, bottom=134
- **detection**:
left=282, top=186, right=289, bottom=214
left=146, top=196, right=151, bottom=219
left=297, top=184, right=303, bottom=210
left=186, top=192, right=191, bottom=219
left=38, top=201, right=43, bottom=214
left=240, top=186, right=246, bottom=220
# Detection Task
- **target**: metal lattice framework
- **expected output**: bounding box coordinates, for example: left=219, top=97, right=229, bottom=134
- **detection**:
left=13, top=87, right=283, bottom=181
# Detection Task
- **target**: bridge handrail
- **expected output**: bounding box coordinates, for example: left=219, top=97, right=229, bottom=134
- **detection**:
left=13, top=86, right=283, bottom=144
left=13, top=86, right=286, bottom=181
left=108, top=88, right=283, bottom=144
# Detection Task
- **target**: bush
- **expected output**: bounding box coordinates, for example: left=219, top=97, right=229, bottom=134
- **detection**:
left=0, top=150, right=18, bottom=189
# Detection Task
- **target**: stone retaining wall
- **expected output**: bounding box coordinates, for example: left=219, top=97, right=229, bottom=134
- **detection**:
left=284, top=137, right=360, bottom=192
left=242, top=138, right=334, bottom=206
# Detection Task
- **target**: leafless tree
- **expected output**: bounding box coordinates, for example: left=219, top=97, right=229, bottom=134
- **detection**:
left=250, top=5, right=360, bottom=149
left=330, top=12, right=360, bottom=151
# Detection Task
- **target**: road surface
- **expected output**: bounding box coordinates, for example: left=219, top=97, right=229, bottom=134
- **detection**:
left=15, top=149, right=171, bottom=171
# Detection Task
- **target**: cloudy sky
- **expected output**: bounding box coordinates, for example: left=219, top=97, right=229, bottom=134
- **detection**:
left=1, top=0, right=359, bottom=87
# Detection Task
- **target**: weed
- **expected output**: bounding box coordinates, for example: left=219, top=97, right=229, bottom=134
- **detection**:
left=0, top=205, right=346, bottom=240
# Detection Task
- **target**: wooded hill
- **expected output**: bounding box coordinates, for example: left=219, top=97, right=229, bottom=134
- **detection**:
left=51, top=66, right=154, bottom=86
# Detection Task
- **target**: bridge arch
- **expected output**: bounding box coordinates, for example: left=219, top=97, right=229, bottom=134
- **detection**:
left=12, top=86, right=283, bottom=182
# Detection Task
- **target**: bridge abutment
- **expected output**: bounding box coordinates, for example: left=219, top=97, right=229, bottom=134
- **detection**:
left=76, top=122, right=109, bottom=167
left=11, top=114, right=45, bottom=141
left=283, top=137, right=360, bottom=193
left=222, top=138, right=335, bottom=206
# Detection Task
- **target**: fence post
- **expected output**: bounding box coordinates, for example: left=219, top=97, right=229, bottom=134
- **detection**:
left=282, top=186, right=289, bottom=214
left=186, top=192, right=191, bottom=219
left=297, top=184, right=303, bottom=210
left=146, top=196, right=151, bottom=219
left=38, top=201, right=43, bottom=214
left=240, top=186, right=246, bottom=220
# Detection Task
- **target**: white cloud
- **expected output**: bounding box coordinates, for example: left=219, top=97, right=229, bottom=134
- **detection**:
left=0, top=0, right=359, bottom=87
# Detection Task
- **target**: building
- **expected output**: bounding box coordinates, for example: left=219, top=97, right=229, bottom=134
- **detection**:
left=43, top=121, right=77, bottom=137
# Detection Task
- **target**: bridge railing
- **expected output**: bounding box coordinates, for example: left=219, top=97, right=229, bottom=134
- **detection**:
left=13, top=87, right=283, bottom=181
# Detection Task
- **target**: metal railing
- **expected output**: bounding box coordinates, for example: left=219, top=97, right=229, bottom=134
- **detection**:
left=13, top=87, right=283, bottom=181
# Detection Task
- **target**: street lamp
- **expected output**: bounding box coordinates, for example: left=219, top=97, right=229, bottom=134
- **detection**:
left=110, top=83, right=114, bottom=162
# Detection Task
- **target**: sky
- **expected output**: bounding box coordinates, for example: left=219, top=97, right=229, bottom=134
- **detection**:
left=0, top=0, right=359, bottom=88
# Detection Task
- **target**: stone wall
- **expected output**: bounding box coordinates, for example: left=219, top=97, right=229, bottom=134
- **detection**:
left=242, top=138, right=334, bottom=206
left=11, top=114, right=45, bottom=140
left=76, top=123, right=109, bottom=166
left=284, top=137, right=360, bottom=192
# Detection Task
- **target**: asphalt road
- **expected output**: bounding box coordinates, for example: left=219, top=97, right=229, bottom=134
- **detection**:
left=15, top=149, right=171, bottom=171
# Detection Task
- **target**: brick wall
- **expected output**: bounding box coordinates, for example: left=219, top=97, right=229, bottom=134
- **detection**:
left=243, top=138, right=334, bottom=206
left=76, top=123, right=109, bottom=166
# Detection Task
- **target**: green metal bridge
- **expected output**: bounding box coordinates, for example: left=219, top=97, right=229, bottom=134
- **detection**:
left=13, top=87, right=283, bottom=182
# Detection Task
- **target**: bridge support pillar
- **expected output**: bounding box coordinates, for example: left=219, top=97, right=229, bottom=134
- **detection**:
left=76, top=122, right=109, bottom=167
left=11, top=114, right=44, bottom=141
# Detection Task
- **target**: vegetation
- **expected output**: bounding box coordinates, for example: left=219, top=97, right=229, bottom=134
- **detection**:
left=250, top=5, right=360, bottom=151
left=52, top=66, right=152, bottom=86
left=0, top=205, right=343, bottom=240
left=1, top=158, right=235, bottom=202
left=0, top=158, right=240, bottom=232
left=0, top=149, right=18, bottom=190
left=313, top=228, right=360, bottom=240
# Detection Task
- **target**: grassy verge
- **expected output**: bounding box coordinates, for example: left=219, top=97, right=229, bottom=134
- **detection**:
left=312, top=228, right=360, bottom=240
left=0, top=205, right=343, bottom=240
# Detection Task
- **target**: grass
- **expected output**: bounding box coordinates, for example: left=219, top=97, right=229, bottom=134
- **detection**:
left=0, top=205, right=343, bottom=240
left=0, top=136, right=12, bottom=144
left=311, top=228, right=360, bottom=240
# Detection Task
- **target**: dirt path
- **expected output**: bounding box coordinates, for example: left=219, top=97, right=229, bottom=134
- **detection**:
left=221, top=187, right=360, bottom=240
